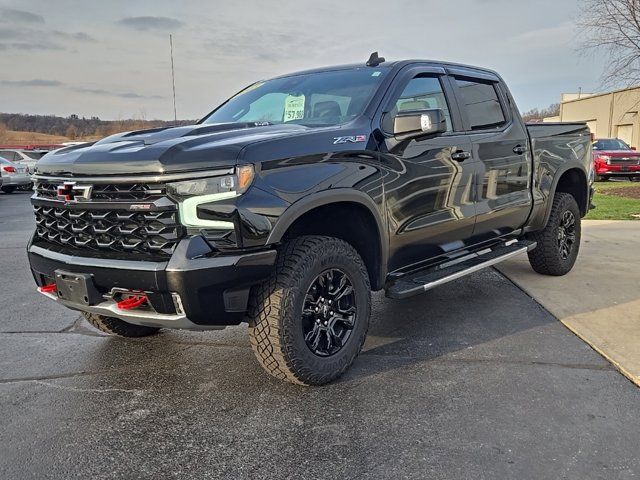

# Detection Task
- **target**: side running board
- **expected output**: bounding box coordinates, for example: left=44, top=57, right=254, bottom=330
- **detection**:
left=385, top=240, right=536, bottom=300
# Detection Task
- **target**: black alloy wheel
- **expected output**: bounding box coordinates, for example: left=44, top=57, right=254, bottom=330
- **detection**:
left=557, top=210, right=577, bottom=260
left=302, top=268, right=357, bottom=357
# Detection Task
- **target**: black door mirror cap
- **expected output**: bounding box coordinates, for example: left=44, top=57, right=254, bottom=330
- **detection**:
left=393, top=108, right=447, bottom=141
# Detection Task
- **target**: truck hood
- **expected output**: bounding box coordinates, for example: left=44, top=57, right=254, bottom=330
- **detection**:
left=35, top=122, right=309, bottom=176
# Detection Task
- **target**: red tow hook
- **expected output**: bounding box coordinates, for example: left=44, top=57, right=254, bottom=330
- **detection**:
left=117, top=295, right=148, bottom=310
left=40, top=284, right=57, bottom=294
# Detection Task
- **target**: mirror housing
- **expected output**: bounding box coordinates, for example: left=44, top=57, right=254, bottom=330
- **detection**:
left=393, top=108, right=447, bottom=140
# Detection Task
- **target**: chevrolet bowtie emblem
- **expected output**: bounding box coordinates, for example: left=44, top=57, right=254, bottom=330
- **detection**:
left=56, top=182, right=92, bottom=202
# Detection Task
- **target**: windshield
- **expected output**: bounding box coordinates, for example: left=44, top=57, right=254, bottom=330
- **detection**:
left=593, top=139, right=632, bottom=150
left=202, top=68, right=387, bottom=127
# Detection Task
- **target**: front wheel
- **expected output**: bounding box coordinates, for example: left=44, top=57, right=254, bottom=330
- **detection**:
left=630, top=176, right=640, bottom=182
left=527, top=192, right=581, bottom=276
left=247, top=236, right=371, bottom=386
left=595, top=175, right=609, bottom=182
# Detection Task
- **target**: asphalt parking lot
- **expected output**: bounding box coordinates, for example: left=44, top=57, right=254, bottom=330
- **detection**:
left=1, top=190, right=639, bottom=480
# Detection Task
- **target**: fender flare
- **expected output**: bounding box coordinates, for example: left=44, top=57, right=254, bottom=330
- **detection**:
left=541, top=164, right=589, bottom=227
left=266, top=189, right=388, bottom=289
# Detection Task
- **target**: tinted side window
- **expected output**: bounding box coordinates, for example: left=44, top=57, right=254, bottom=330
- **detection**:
left=454, top=78, right=506, bottom=130
left=394, top=76, right=452, bottom=132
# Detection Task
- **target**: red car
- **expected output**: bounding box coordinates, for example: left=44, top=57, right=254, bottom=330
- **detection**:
left=593, top=138, right=640, bottom=181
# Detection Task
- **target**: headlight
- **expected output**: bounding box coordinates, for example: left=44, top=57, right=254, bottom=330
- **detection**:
left=167, top=165, right=254, bottom=199
left=167, top=165, right=254, bottom=229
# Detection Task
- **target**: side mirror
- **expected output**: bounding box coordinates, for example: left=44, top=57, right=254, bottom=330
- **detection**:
left=631, top=146, right=637, bottom=151
left=393, top=108, right=447, bottom=140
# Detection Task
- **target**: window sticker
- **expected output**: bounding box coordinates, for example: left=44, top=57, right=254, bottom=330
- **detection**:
left=371, top=71, right=381, bottom=77
left=283, top=94, right=305, bottom=122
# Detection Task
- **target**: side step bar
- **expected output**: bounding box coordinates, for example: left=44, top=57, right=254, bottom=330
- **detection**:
left=385, top=240, right=536, bottom=300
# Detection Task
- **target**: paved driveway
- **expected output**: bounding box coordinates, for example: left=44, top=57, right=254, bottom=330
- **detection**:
left=499, top=220, right=640, bottom=386
left=1, top=191, right=639, bottom=479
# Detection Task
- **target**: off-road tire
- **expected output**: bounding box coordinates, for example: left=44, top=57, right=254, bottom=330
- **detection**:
left=83, top=312, right=161, bottom=337
left=527, top=192, right=581, bottom=276
left=1, top=186, right=16, bottom=193
left=247, top=235, right=371, bottom=386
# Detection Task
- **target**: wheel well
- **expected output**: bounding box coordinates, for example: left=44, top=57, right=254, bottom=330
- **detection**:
left=282, top=202, right=383, bottom=290
left=555, top=168, right=588, bottom=216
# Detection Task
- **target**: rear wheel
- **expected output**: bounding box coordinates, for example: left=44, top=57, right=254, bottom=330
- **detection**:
left=527, top=192, right=581, bottom=276
left=247, top=235, right=371, bottom=386
left=1, top=186, right=16, bottom=193
left=83, top=312, right=161, bottom=337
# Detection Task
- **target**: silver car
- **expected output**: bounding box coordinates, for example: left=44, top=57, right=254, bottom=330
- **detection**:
left=0, top=157, right=31, bottom=193
left=0, top=149, right=48, bottom=174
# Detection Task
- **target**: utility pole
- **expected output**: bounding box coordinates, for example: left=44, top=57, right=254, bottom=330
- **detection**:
left=170, top=34, right=177, bottom=122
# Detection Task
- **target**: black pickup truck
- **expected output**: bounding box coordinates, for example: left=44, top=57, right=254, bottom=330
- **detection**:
left=29, top=53, right=594, bottom=385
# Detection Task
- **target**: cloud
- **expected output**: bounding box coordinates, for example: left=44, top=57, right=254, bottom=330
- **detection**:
left=0, top=78, right=162, bottom=100
left=0, top=79, right=63, bottom=87
left=0, top=41, right=64, bottom=51
left=0, top=8, right=44, bottom=24
left=117, top=16, right=183, bottom=31
left=203, top=30, right=317, bottom=63
left=71, top=86, right=163, bottom=100
left=51, top=30, right=98, bottom=43
left=0, top=25, right=94, bottom=48
left=0, top=27, right=23, bottom=40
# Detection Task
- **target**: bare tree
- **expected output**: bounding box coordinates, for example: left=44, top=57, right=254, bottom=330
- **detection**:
left=578, top=0, right=640, bottom=87
left=65, top=124, right=78, bottom=140
left=521, top=103, right=561, bottom=123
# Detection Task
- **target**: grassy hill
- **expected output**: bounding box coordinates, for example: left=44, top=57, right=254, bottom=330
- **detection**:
left=1, top=129, right=71, bottom=144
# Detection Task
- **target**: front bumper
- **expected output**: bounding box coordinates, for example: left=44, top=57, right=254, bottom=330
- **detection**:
left=596, top=167, right=640, bottom=176
left=600, top=171, right=640, bottom=177
left=28, top=236, right=277, bottom=330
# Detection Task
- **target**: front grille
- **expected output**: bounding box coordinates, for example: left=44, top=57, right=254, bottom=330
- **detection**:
left=610, top=157, right=640, bottom=166
left=34, top=206, right=181, bottom=257
left=35, top=182, right=165, bottom=201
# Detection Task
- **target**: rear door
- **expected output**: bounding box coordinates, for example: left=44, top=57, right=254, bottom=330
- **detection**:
left=449, top=71, right=532, bottom=242
left=378, top=66, right=477, bottom=273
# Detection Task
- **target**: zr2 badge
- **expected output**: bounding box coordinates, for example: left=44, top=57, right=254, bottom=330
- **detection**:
left=333, top=135, right=367, bottom=145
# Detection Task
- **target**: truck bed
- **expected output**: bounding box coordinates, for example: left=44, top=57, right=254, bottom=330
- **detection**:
left=526, top=122, right=590, bottom=139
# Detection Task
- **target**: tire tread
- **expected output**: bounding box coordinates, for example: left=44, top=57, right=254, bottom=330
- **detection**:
left=527, top=192, right=581, bottom=276
left=247, top=235, right=370, bottom=386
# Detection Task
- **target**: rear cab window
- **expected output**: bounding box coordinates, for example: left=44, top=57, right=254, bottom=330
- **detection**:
left=453, top=77, right=507, bottom=131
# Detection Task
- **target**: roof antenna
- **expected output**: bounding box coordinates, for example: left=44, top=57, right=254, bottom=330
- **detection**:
left=366, top=51, right=385, bottom=67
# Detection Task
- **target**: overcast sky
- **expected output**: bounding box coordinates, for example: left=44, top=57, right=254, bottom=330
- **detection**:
left=0, top=0, right=604, bottom=120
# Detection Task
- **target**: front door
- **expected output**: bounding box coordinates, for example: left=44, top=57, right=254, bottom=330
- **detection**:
left=378, top=69, right=477, bottom=273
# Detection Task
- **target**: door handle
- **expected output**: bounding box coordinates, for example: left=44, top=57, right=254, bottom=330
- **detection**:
left=451, top=150, right=471, bottom=162
left=513, top=145, right=528, bottom=155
